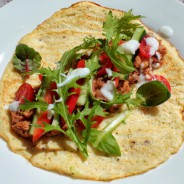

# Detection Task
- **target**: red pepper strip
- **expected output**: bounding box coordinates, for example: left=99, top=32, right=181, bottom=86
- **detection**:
left=77, top=59, right=85, bottom=68
left=118, top=40, right=124, bottom=46
left=15, top=83, right=34, bottom=104
left=38, top=74, right=43, bottom=81
left=113, top=77, right=119, bottom=88
left=44, top=82, right=57, bottom=104
left=33, top=111, right=52, bottom=142
left=97, top=53, right=113, bottom=76
left=91, top=116, right=104, bottom=128
left=66, top=88, right=81, bottom=114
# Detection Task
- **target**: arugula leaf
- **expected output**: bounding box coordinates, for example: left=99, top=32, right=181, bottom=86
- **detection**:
left=101, top=92, right=131, bottom=108
left=83, top=128, right=121, bottom=156
left=12, top=44, right=41, bottom=75
left=19, top=99, right=48, bottom=111
left=105, top=46, right=135, bottom=74
left=85, top=51, right=101, bottom=73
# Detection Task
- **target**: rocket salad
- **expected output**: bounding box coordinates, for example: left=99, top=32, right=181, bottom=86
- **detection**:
left=9, top=10, right=171, bottom=158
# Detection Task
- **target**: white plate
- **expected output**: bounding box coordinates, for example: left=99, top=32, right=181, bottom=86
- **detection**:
left=0, top=0, right=184, bottom=184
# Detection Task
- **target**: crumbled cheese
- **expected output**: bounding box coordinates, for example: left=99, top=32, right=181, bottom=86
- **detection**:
left=9, top=101, right=20, bottom=112
left=100, top=80, right=115, bottom=101
left=57, top=68, right=90, bottom=88
left=120, top=40, right=140, bottom=55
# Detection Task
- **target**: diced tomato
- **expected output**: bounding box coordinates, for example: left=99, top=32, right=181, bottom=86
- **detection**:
left=91, top=116, right=104, bottom=128
left=66, top=88, right=81, bottom=114
left=139, top=37, right=151, bottom=59
left=150, top=75, right=171, bottom=92
left=97, top=67, right=107, bottom=76
left=113, top=66, right=119, bottom=72
left=118, top=40, right=124, bottom=46
left=99, top=53, right=112, bottom=65
left=97, top=53, right=113, bottom=76
left=15, top=83, right=34, bottom=104
left=32, top=111, right=52, bottom=142
left=38, top=74, right=43, bottom=81
left=77, top=59, right=85, bottom=68
left=113, top=77, right=119, bottom=88
left=44, top=81, right=57, bottom=104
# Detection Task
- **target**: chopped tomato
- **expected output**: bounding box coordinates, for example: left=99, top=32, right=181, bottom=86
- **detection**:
left=150, top=75, right=171, bottom=92
left=139, top=37, right=151, bottom=59
left=91, top=116, right=104, bottom=128
left=66, top=88, right=81, bottom=114
left=97, top=53, right=113, bottom=76
left=99, top=53, right=112, bottom=66
left=38, top=74, right=43, bottom=81
left=44, top=82, right=57, bottom=104
left=118, top=40, right=124, bottom=46
left=33, top=111, right=52, bottom=142
left=77, top=59, right=85, bottom=68
left=113, top=77, right=119, bottom=88
left=15, top=83, right=34, bottom=104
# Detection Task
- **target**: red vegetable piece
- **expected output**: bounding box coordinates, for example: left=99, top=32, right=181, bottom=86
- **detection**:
left=118, top=40, right=124, bottom=46
left=150, top=75, right=171, bottom=92
left=44, top=82, right=57, bottom=104
left=32, top=111, right=52, bottom=142
left=113, top=77, right=119, bottom=88
left=91, top=116, right=104, bottom=128
left=77, top=59, right=85, bottom=68
left=139, top=37, right=151, bottom=59
left=66, top=88, right=81, bottom=114
left=38, top=74, right=43, bottom=81
left=15, top=83, right=34, bottom=104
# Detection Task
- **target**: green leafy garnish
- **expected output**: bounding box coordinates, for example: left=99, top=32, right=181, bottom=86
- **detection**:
left=12, top=44, right=41, bottom=75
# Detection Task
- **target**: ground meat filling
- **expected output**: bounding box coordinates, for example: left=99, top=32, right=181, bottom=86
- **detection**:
left=10, top=110, right=34, bottom=138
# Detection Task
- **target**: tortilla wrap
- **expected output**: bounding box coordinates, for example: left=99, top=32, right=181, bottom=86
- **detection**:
left=0, top=2, right=184, bottom=181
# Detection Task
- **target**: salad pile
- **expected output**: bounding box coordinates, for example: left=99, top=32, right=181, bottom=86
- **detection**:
left=10, top=10, right=171, bottom=158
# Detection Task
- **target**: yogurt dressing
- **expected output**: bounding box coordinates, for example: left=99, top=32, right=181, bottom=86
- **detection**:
left=120, top=40, right=140, bottom=55
left=9, top=101, right=20, bottom=112
left=100, top=80, right=115, bottom=101
left=158, top=25, right=173, bottom=38
left=57, top=68, right=90, bottom=88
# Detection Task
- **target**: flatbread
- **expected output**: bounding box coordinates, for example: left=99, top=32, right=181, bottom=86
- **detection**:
left=0, top=2, right=184, bottom=181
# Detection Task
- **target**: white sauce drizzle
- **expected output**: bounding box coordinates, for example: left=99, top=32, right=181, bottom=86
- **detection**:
left=106, top=68, right=113, bottom=77
left=145, top=37, right=159, bottom=56
left=47, top=110, right=55, bottom=120
left=55, top=97, right=63, bottom=103
left=57, top=68, right=90, bottom=88
left=156, top=52, right=161, bottom=61
left=9, top=101, right=20, bottom=112
left=100, top=81, right=115, bottom=101
left=136, top=74, right=147, bottom=88
left=47, top=104, right=55, bottom=110
left=120, top=40, right=140, bottom=55
left=158, top=25, right=173, bottom=38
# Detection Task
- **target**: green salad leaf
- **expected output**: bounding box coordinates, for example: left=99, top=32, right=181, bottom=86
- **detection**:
left=12, top=44, right=41, bottom=75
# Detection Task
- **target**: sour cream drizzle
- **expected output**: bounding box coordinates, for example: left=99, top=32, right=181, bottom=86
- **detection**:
left=100, top=80, right=115, bottom=101
left=158, top=25, right=173, bottom=38
left=9, top=101, right=20, bottom=112
left=120, top=40, right=140, bottom=55
left=106, top=68, right=113, bottom=77
left=57, top=68, right=90, bottom=88
left=145, top=37, right=159, bottom=56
